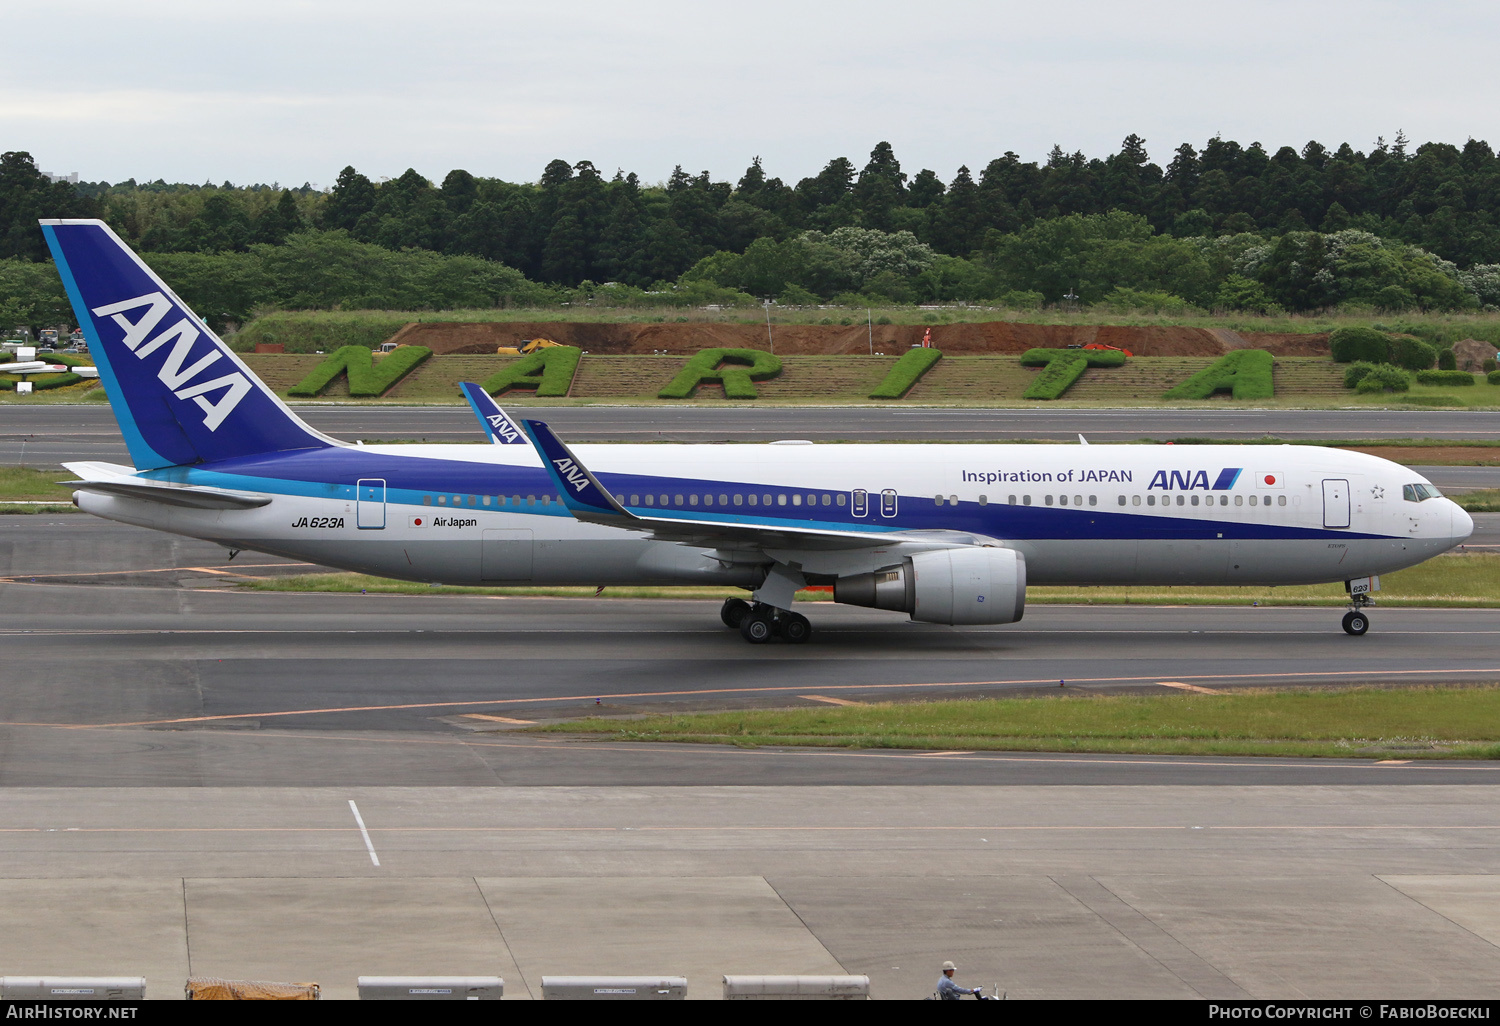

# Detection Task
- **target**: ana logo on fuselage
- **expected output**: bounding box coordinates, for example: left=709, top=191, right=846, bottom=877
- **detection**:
left=90, top=292, right=252, bottom=432
left=1148, top=468, right=1243, bottom=491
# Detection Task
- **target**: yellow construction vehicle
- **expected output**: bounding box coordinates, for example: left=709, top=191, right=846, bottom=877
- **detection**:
left=497, top=338, right=565, bottom=356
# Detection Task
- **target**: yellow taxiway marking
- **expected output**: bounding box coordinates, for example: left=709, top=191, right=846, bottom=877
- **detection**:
left=799, top=695, right=867, bottom=706
left=461, top=713, right=536, bottom=725
left=1158, top=681, right=1222, bottom=695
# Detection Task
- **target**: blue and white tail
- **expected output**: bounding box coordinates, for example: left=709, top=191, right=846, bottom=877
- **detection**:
left=41, top=219, right=336, bottom=470
left=458, top=381, right=529, bottom=444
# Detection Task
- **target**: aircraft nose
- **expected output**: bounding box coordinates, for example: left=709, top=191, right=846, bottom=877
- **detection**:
left=1451, top=500, right=1474, bottom=543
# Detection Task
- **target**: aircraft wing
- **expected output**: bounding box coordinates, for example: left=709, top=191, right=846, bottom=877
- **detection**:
left=521, top=419, right=985, bottom=561
left=62, top=461, right=272, bottom=510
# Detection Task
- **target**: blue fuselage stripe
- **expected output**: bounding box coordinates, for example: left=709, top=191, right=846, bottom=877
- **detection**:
left=152, top=449, right=1397, bottom=543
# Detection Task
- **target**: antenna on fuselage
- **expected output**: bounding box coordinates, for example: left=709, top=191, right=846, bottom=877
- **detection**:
left=1078, top=434, right=1089, bottom=445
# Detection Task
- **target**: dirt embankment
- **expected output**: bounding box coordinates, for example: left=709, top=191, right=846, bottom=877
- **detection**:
left=389, top=321, right=1329, bottom=358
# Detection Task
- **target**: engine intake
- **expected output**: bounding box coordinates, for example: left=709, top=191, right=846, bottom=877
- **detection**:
left=834, top=547, right=1026, bottom=625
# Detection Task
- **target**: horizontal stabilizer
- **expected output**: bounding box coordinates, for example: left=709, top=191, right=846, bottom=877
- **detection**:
left=61, top=461, right=269, bottom=509
left=68, top=480, right=272, bottom=510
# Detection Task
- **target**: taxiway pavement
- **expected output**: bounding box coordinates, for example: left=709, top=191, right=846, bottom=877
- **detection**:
left=4, top=405, right=1500, bottom=468
left=2, top=514, right=1499, bottom=996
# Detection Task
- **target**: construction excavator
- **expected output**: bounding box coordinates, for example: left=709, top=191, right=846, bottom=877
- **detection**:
left=497, top=338, right=566, bottom=356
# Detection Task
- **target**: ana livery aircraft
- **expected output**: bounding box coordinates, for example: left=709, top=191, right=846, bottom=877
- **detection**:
left=41, top=218, right=1473, bottom=643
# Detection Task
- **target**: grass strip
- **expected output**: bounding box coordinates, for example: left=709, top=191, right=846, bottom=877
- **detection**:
left=0, top=468, right=80, bottom=501
left=1454, top=489, right=1500, bottom=512
left=239, top=552, right=1500, bottom=607
left=0, top=503, right=78, bottom=514
left=531, top=686, right=1500, bottom=760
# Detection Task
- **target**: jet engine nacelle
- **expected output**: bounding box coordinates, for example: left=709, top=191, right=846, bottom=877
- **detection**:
left=834, top=546, right=1026, bottom=625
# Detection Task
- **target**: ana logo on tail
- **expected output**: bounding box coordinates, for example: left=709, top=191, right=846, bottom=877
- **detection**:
left=486, top=411, right=523, bottom=444
left=91, top=292, right=251, bottom=431
left=552, top=456, right=591, bottom=493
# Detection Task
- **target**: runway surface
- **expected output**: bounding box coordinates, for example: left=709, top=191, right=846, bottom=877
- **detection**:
left=1, top=509, right=1497, bottom=787
left=1, top=515, right=1496, bottom=779
left=4, top=405, right=1500, bottom=469
left=4, top=501, right=1500, bottom=996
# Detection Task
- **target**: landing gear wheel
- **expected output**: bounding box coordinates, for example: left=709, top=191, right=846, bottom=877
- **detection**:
left=778, top=611, right=812, bottom=644
left=720, top=597, right=751, bottom=629
left=740, top=608, right=775, bottom=644
left=1342, top=610, right=1370, bottom=636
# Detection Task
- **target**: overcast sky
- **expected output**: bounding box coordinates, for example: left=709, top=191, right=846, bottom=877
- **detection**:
left=4, top=0, right=1497, bottom=189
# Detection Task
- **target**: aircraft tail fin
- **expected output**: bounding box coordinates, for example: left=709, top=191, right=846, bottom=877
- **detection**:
left=40, top=219, right=338, bottom=470
left=459, top=382, right=529, bottom=444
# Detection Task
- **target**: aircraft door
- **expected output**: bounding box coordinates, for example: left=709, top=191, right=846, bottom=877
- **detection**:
left=852, top=489, right=868, bottom=517
left=357, top=478, right=386, bottom=529
left=482, top=529, right=534, bottom=581
left=881, top=489, right=898, bottom=518
left=1322, top=479, right=1350, bottom=529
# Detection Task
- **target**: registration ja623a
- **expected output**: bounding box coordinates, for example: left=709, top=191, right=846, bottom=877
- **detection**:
left=292, top=516, right=345, bottom=529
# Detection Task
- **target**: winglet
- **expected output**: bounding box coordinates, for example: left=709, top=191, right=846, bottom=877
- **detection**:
left=521, top=419, right=637, bottom=526
left=459, top=382, right=529, bottom=444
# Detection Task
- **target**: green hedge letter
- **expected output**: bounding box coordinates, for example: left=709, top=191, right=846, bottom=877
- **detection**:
left=869, top=348, right=942, bottom=399
left=1019, top=347, right=1125, bottom=400
left=479, top=345, right=582, bottom=398
left=658, top=348, right=782, bottom=399
left=1162, top=350, right=1274, bottom=400
left=288, top=345, right=433, bottom=398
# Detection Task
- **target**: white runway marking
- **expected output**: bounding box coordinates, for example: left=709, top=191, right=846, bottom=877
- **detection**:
left=348, top=800, right=380, bottom=866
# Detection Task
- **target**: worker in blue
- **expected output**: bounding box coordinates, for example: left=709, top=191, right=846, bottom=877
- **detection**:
left=937, top=960, right=983, bottom=1000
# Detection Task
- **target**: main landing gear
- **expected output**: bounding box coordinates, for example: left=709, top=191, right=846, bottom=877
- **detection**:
left=1341, top=593, right=1373, bottom=636
left=720, top=597, right=811, bottom=644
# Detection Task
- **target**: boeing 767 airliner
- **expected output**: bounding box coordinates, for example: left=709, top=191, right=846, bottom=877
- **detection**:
left=40, top=219, right=1472, bottom=643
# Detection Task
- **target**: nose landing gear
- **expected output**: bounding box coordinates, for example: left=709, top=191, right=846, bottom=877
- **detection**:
left=1341, top=593, right=1374, bottom=636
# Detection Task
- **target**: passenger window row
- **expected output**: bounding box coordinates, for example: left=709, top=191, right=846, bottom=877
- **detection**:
left=424, top=494, right=554, bottom=507
left=1113, top=493, right=1286, bottom=507
left=417, top=489, right=1291, bottom=514
left=1002, top=495, right=1099, bottom=507
left=619, top=492, right=847, bottom=509
left=419, top=491, right=859, bottom=511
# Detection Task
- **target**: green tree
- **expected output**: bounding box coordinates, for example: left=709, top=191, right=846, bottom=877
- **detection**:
left=322, top=166, right=376, bottom=232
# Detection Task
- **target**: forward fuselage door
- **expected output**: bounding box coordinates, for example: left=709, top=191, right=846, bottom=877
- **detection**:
left=1322, top=478, right=1350, bottom=529
left=357, top=478, right=386, bottom=529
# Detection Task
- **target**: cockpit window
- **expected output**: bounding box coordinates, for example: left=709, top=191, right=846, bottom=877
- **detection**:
left=1403, top=483, right=1442, bottom=502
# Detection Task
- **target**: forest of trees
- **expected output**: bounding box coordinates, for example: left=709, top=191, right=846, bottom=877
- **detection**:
left=7, top=132, right=1500, bottom=325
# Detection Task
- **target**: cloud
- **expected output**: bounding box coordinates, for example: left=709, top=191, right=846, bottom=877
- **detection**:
left=4, top=1, right=1499, bottom=186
